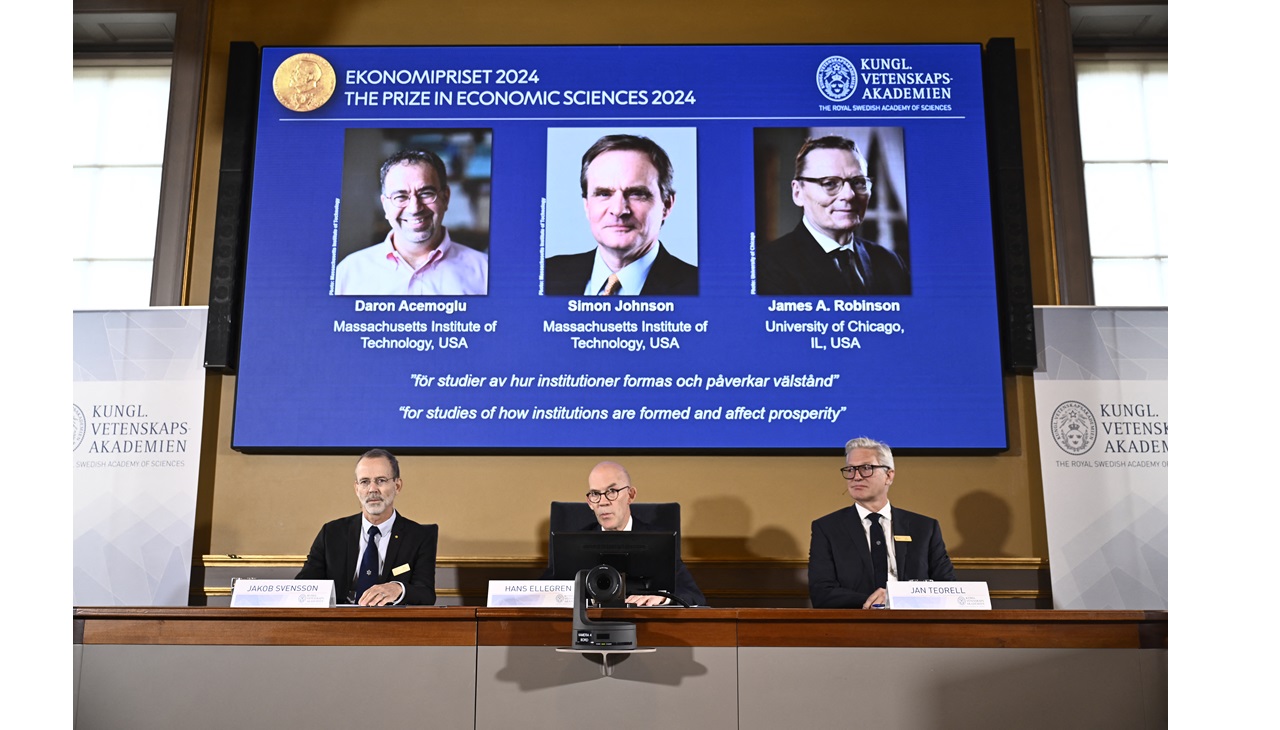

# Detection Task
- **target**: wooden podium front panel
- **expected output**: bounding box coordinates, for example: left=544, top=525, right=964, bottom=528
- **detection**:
left=738, top=646, right=1168, bottom=730
left=75, top=607, right=477, bottom=646
left=76, top=644, right=477, bottom=730
left=476, top=645, right=739, bottom=730
left=472, top=608, right=740, bottom=728
left=74, top=607, right=1168, bottom=730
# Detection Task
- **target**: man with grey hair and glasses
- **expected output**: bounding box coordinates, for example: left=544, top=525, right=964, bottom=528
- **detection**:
left=297, top=448, right=439, bottom=605
left=808, top=437, right=954, bottom=608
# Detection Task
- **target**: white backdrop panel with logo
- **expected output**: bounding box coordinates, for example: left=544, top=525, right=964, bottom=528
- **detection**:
left=73, top=308, right=207, bottom=605
left=1033, top=307, right=1167, bottom=609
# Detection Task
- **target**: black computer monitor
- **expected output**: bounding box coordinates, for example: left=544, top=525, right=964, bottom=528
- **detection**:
left=549, top=531, right=678, bottom=596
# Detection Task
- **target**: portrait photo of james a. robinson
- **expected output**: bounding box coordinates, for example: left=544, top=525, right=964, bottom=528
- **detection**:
left=753, top=126, right=911, bottom=297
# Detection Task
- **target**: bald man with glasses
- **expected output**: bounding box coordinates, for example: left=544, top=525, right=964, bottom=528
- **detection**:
left=756, top=135, right=910, bottom=296
left=808, top=437, right=955, bottom=609
left=540, top=460, right=706, bottom=606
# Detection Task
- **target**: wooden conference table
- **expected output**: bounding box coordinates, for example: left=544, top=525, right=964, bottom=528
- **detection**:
left=74, top=606, right=1167, bottom=730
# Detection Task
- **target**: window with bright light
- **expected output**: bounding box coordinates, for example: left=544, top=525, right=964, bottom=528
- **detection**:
left=72, top=65, right=171, bottom=309
left=1075, top=58, right=1167, bottom=306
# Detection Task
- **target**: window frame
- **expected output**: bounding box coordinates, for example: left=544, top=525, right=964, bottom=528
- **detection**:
left=1074, top=52, right=1166, bottom=306
left=73, top=0, right=208, bottom=306
left=1037, top=0, right=1167, bottom=305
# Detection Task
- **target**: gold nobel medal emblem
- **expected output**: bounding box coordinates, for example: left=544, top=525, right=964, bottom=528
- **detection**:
left=273, top=53, right=336, bottom=112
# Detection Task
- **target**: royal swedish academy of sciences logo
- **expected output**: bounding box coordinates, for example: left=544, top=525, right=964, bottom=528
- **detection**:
left=816, top=56, right=858, bottom=102
left=1050, top=400, right=1097, bottom=455
left=73, top=404, right=86, bottom=450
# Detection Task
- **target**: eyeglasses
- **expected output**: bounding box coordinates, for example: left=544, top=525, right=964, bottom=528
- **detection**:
left=383, top=188, right=440, bottom=206
left=796, top=175, right=873, bottom=196
left=840, top=464, right=890, bottom=479
left=356, top=476, right=396, bottom=489
left=586, top=486, right=630, bottom=503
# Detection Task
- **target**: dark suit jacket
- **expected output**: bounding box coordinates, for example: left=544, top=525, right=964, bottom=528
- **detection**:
left=756, top=222, right=910, bottom=296
left=296, top=512, right=438, bottom=605
left=540, top=518, right=707, bottom=606
left=544, top=243, right=698, bottom=295
left=808, top=504, right=955, bottom=608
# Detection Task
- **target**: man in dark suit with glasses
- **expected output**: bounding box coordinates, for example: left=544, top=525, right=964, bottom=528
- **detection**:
left=808, top=437, right=954, bottom=608
left=541, top=461, right=706, bottom=606
left=756, top=135, right=910, bottom=296
left=544, top=135, right=698, bottom=296
left=296, top=448, right=438, bottom=605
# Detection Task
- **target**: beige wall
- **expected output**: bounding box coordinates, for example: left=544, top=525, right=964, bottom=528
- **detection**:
left=188, top=0, right=1053, bottom=563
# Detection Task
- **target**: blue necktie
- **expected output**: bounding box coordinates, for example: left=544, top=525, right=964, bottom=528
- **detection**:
left=867, top=513, right=889, bottom=589
left=355, top=525, right=381, bottom=600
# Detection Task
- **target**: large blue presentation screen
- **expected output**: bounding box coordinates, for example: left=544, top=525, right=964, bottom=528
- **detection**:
left=232, top=43, right=1008, bottom=452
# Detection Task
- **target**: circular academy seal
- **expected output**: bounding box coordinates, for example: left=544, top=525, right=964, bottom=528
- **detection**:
left=273, top=53, right=337, bottom=112
left=73, top=404, right=86, bottom=450
left=1050, top=400, right=1097, bottom=455
left=816, top=55, right=858, bottom=102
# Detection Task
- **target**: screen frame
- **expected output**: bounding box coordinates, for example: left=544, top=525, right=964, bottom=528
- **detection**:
left=227, top=42, right=1018, bottom=456
left=549, top=530, right=679, bottom=596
